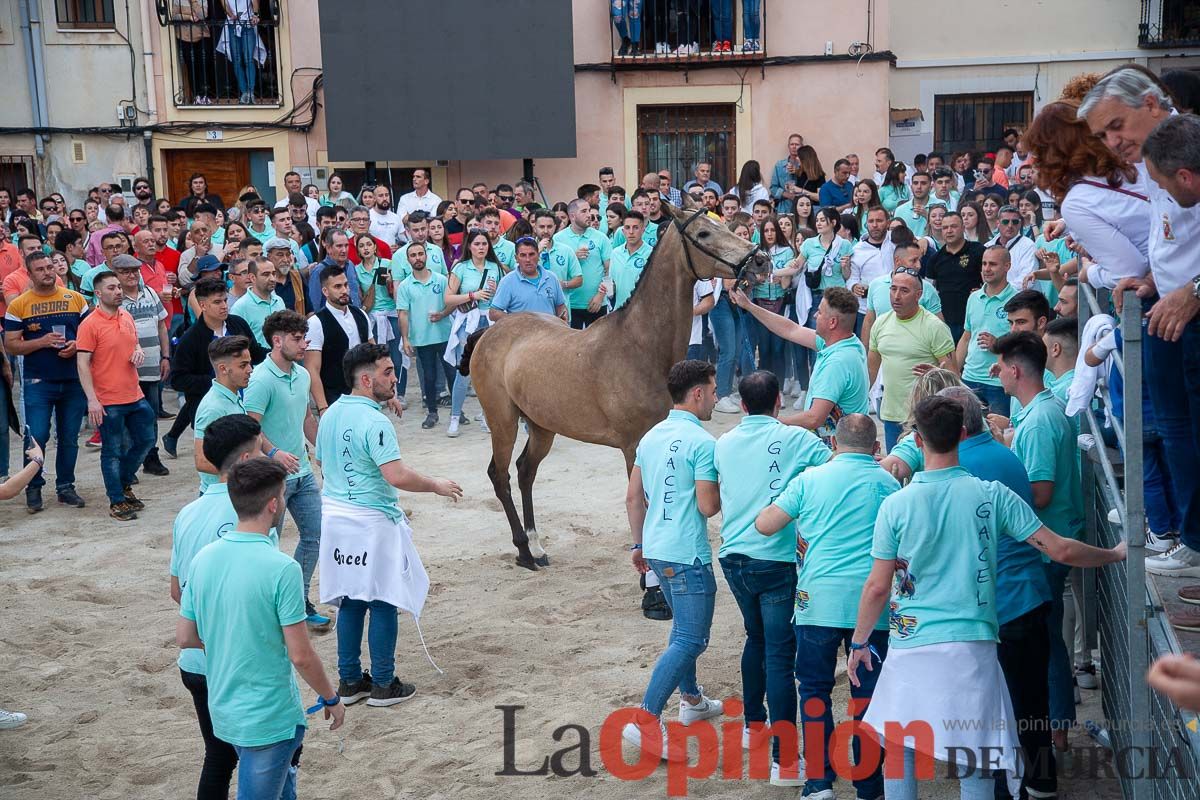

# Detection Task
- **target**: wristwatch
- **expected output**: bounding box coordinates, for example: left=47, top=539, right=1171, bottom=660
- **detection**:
left=1192, top=274, right=1200, bottom=300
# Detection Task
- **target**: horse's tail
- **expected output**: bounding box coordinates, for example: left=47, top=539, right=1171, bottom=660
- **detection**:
left=459, top=328, right=488, bottom=376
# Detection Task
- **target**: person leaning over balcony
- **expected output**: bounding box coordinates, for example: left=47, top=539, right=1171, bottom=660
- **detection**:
left=216, top=0, right=267, bottom=105
left=170, top=0, right=213, bottom=105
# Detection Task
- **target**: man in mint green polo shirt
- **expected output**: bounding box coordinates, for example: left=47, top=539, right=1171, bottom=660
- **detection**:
left=955, top=245, right=1016, bottom=414
left=194, top=335, right=252, bottom=493
left=231, top=258, right=285, bottom=348
left=531, top=210, right=583, bottom=310
left=479, top=208, right=515, bottom=272
left=395, top=245, right=455, bottom=429
left=756, top=414, right=898, bottom=800
left=393, top=211, right=447, bottom=277
left=243, top=310, right=327, bottom=627
left=554, top=199, right=612, bottom=329
left=177, top=458, right=344, bottom=800
left=609, top=210, right=654, bottom=310
left=316, top=344, right=462, bottom=708
left=623, top=360, right=724, bottom=753
left=715, top=370, right=829, bottom=779
left=170, top=414, right=268, bottom=799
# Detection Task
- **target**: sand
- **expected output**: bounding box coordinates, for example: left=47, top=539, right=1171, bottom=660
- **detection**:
left=0, top=396, right=1119, bottom=798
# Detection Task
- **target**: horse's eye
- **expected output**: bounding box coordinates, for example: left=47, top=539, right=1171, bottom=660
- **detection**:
left=698, top=229, right=711, bottom=238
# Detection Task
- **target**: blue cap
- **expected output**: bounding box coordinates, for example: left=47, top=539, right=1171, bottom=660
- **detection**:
left=195, top=254, right=222, bottom=273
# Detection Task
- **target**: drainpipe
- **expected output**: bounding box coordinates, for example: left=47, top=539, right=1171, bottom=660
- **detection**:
left=138, top=0, right=159, bottom=190
left=18, top=0, right=50, bottom=158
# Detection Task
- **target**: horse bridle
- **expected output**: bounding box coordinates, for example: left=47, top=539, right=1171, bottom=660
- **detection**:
left=673, top=207, right=762, bottom=290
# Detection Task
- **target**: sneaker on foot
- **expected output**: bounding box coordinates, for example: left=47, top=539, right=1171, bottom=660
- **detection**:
left=367, top=677, right=417, bottom=707
left=771, top=758, right=806, bottom=786
left=57, top=489, right=86, bottom=508
left=802, top=786, right=836, bottom=800
left=142, top=452, right=170, bottom=477
left=714, top=396, right=741, bottom=414
left=479, top=417, right=490, bottom=434
left=447, top=417, right=460, bottom=438
left=622, top=719, right=669, bottom=757
left=161, top=434, right=178, bottom=459
left=792, top=394, right=807, bottom=410
left=421, top=413, right=438, bottom=430
left=1178, top=585, right=1200, bottom=606
left=1146, top=543, right=1200, bottom=578
left=0, top=708, right=28, bottom=729
left=1074, top=662, right=1099, bottom=690
left=85, top=429, right=102, bottom=448
left=679, top=690, right=723, bottom=725
left=109, top=501, right=138, bottom=521
left=26, top=487, right=43, bottom=515
left=1147, top=530, right=1179, bottom=553
left=122, top=486, right=145, bottom=511
left=306, top=610, right=332, bottom=627
left=338, top=672, right=373, bottom=706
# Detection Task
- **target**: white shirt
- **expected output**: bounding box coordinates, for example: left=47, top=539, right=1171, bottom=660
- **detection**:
left=873, top=170, right=887, bottom=186
left=689, top=280, right=715, bottom=345
left=1142, top=161, right=1200, bottom=296
left=1035, top=188, right=1059, bottom=222
left=732, top=183, right=770, bottom=213
left=274, top=195, right=319, bottom=230
left=369, top=208, right=404, bottom=247
left=848, top=238, right=889, bottom=314
left=306, top=305, right=364, bottom=351
left=985, top=233, right=1039, bottom=289
left=397, top=189, right=443, bottom=221
left=1060, top=173, right=1150, bottom=290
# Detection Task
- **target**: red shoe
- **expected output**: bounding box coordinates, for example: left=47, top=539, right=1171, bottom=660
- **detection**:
left=723, top=40, right=733, bottom=52
left=86, top=430, right=101, bottom=448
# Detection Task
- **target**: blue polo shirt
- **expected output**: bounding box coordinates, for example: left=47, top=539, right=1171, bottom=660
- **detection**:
left=394, top=243, right=448, bottom=276
left=818, top=179, right=853, bottom=208
left=394, top=271, right=452, bottom=346
left=306, top=258, right=362, bottom=312
left=490, top=266, right=566, bottom=316
left=635, top=409, right=718, bottom=565
left=715, top=415, right=830, bottom=562
left=492, top=237, right=516, bottom=271
left=805, top=335, right=870, bottom=420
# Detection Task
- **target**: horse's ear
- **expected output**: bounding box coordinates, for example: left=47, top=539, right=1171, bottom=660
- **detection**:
left=679, top=192, right=698, bottom=212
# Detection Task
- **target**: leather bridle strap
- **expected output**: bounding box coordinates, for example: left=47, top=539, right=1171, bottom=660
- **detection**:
left=673, top=207, right=761, bottom=287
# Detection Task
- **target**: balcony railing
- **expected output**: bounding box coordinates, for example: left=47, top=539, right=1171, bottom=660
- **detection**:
left=609, top=0, right=766, bottom=65
left=1139, top=0, right=1200, bottom=47
left=156, top=1, right=283, bottom=107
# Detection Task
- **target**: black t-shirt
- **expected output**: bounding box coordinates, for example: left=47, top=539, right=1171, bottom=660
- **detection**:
left=924, top=240, right=985, bottom=327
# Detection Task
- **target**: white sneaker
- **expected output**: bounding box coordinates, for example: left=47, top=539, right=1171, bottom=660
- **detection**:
left=655, top=42, right=669, bottom=54
left=446, top=417, right=460, bottom=438
left=398, top=396, right=408, bottom=410
left=679, top=691, right=723, bottom=725
left=1107, top=507, right=1121, bottom=525
left=622, top=719, right=669, bottom=759
left=782, top=378, right=796, bottom=396
left=479, top=416, right=491, bottom=434
left=0, top=708, right=27, bottom=729
left=802, top=789, right=836, bottom=800
left=771, top=758, right=806, bottom=786
left=714, top=396, right=741, bottom=414
left=1074, top=663, right=1099, bottom=690
left=1146, top=530, right=1177, bottom=553
left=792, top=394, right=806, bottom=410
left=473, top=412, right=485, bottom=422
left=1146, top=543, right=1200, bottom=577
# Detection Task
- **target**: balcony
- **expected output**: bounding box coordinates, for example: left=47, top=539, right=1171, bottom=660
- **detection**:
left=156, top=0, right=283, bottom=107
left=1139, top=0, right=1200, bottom=47
left=609, top=0, right=766, bottom=67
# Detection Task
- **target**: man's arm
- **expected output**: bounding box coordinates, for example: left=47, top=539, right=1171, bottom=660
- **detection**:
left=175, top=617, right=203, bottom=650
left=1030, top=480, right=1054, bottom=509
left=954, top=329, right=971, bottom=372
left=846, top=558, right=895, bottom=685
left=3, top=328, right=52, bottom=357
left=867, top=348, right=882, bottom=386
left=879, top=455, right=914, bottom=483
left=696, top=479, right=720, bottom=517
left=282, top=622, right=344, bottom=730
left=1025, top=526, right=1125, bottom=567
left=157, top=316, right=171, bottom=381
left=859, top=310, right=876, bottom=346
left=693, top=293, right=715, bottom=317
left=626, top=465, right=649, bottom=574
left=379, top=459, right=462, bottom=499
left=76, top=352, right=105, bottom=428
left=755, top=503, right=793, bottom=536
left=304, top=351, right=329, bottom=412
left=731, top=289, right=817, bottom=348
left=781, top=397, right=835, bottom=431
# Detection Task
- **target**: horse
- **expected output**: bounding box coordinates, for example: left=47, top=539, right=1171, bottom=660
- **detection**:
left=458, top=201, right=770, bottom=570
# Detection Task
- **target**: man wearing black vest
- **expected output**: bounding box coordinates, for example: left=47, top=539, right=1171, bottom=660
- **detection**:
left=305, top=265, right=372, bottom=415
left=163, top=276, right=267, bottom=458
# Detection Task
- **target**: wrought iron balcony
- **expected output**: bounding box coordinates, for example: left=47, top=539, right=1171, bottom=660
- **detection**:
left=1139, top=0, right=1200, bottom=47
left=609, top=0, right=767, bottom=66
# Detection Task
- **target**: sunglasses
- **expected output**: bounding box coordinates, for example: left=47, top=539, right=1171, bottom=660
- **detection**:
left=893, top=267, right=921, bottom=278
left=458, top=197, right=475, bottom=204
left=497, top=195, right=514, bottom=203
left=69, top=216, right=85, bottom=222
left=998, top=219, right=1021, bottom=226
left=515, top=236, right=537, bottom=246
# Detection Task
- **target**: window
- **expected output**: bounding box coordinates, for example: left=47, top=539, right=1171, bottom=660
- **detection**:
left=637, top=104, right=736, bottom=193
left=0, top=156, right=36, bottom=198
left=934, top=92, right=1033, bottom=156
left=56, top=0, right=116, bottom=29
left=1140, top=0, right=1200, bottom=47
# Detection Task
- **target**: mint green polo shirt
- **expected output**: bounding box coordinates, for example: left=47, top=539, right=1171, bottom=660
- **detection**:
left=805, top=335, right=870, bottom=418
left=893, top=201, right=929, bottom=238
left=715, top=415, right=830, bottom=562
left=540, top=244, right=584, bottom=306
left=871, top=467, right=1042, bottom=648
left=179, top=531, right=307, bottom=747
left=243, top=357, right=312, bottom=480
left=231, top=290, right=285, bottom=348
left=193, top=381, right=247, bottom=493
left=800, top=236, right=853, bottom=291
left=493, top=237, right=516, bottom=271
left=774, top=453, right=899, bottom=629
left=611, top=222, right=659, bottom=250
left=70, top=258, right=91, bottom=280
left=171, top=484, right=280, bottom=675
left=394, top=243, right=448, bottom=276
left=554, top=227, right=613, bottom=310
left=610, top=241, right=653, bottom=310
left=1011, top=389, right=1083, bottom=541
left=865, top=274, right=942, bottom=317
left=961, top=283, right=1017, bottom=385
left=355, top=258, right=396, bottom=312
left=451, top=260, right=503, bottom=311
left=395, top=272, right=452, bottom=347
left=316, top=394, right=403, bottom=522
left=754, top=246, right=795, bottom=300
left=1009, top=369, right=1057, bottom=418
left=635, top=409, right=718, bottom=565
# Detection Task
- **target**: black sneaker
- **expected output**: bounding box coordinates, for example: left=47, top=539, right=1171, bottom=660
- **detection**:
left=26, top=487, right=43, bottom=515
left=157, top=409, right=176, bottom=420
left=618, top=37, right=631, bottom=56
left=122, top=486, right=145, bottom=511
left=366, top=678, right=417, bottom=707
left=338, top=671, right=373, bottom=706
left=641, top=587, right=672, bottom=621
left=110, top=501, right=138, bottom=521
left=142, top=452, right=170, bottom=477
left=161, top=434, right=178, bottom=459
left=57, top=489, right=86, bottom=508
left=421, top=413, right=438, bottom=430
left=437, top=394, right=451, bottom=408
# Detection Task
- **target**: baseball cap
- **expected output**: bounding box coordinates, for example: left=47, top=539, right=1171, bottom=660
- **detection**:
left=194, top=254, right=222, bottom=274
left=264, top=237, right=292, bottom=252
left=111, top=254, right=142, bottom=270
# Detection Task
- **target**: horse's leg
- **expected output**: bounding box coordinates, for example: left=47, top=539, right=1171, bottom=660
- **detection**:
left=622, top=446, right=637, bottom=477
left=516, top=423, right=557, bottom=567
left=485, top=403, right=537, bottom=571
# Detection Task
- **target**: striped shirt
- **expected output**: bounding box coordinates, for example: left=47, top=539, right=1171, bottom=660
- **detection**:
left=120, top=286, right=168, bottom=382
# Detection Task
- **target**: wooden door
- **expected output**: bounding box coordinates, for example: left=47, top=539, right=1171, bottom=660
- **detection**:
left=163, top=149, right=252, bottom=209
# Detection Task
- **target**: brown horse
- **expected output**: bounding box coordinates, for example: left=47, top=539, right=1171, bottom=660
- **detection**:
left=459, top=202, right=769, bottom=570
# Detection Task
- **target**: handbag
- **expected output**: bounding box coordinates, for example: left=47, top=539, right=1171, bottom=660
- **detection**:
left=754, top=297, right=786, bottom=315
left=454, top=267, right=489, bottom=314
left=806, top=237, right=837, bottom=291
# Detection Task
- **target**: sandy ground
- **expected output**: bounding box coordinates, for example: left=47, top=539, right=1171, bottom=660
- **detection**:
left=0, top=395, right=1122, bottom=799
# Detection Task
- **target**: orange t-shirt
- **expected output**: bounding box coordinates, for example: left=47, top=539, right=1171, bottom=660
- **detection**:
left=2, top=268, right=64, bottom=303
left=75, top=306, right=144, bottom=406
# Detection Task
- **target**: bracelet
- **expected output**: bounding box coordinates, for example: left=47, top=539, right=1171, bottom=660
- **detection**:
left=304, top=693, right=341, bottom=714
left=267, top=447, right=279, bottom=459
left=628, top=543, right=642, bottom=551
left=849, top=640, right=870, bottom=651
left=30, top=456, right=44, bottom=467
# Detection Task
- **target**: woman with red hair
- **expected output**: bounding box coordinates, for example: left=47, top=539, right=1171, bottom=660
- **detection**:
left=1023, top=100, right=1149, bottom=288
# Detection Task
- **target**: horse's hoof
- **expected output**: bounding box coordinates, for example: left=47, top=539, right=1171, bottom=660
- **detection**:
left=516, top=556, right=539, bottom=571
left=534, top=554, right=550, bottom=567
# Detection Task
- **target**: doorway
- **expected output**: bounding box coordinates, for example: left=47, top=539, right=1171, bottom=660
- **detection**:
left=163, top=148, right=275, bottom=209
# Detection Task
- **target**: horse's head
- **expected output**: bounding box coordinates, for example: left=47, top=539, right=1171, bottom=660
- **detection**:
left=663, top=197, right=770, bottom=291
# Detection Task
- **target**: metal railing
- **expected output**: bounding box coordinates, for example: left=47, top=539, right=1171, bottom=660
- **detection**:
left=1139, top=0, right=1200, bottom=47
left=155, top=1, right=283, bottom=107
left=609, top=0, right=766, bottom=63
left=1080, top=285, right=1200, bottom=800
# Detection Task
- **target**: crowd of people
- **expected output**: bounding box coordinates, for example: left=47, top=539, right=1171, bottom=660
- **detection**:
left=2, top=61, right=1200, bottom=799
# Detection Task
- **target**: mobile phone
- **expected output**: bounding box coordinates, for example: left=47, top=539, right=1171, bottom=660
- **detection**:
left=23, top=425, right=33, bottom=452
left=375, top=267, right=388, bottom=286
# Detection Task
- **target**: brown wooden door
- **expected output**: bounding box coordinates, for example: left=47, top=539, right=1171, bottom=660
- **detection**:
left=163, top=149, right=251, bottom=209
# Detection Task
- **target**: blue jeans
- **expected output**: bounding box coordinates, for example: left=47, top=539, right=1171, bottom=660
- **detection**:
left=1043, top=561, right=1075, bottom=729
left=710, top=296, right=739, bottom=398
left=742, top=0, right=762, bottom=39
left=336, top=598, right=398, bottom=686
left=233, top=725, right=304, bottom=800
left=384, top=317, right=409, bottom=396
left=451, top=318, right=489, bottom=418
left=284, top=473, right=323, bottom=613
left=884, top=746, right=993, bottom=800
left=746, top=310, right=786, bottom=384
left=642, top=559, right=717, bottom=716
left=98, top=399, right=156, bottom=504
left=795, top=624, right=890, bottom=797
left=23, top=378, right=86, bottom=493
left=1145, top=324, right=1200, bottom=549
left=611, top=0, right=642, bottom=41
left=226, top=23, right=258, bottom=97
left=415, top=342, right=455, bottom=415
left=711, top=0, right=733, bottom=40
left=0, top=374, right=10, bottom=476
left=1144, top=434, right=1181, bottom=534
left=883, top=420, right=903, bottom=454
left=963, top=379, right=1008, bottom=417
left=788, top=301, right=812, bottom=391
left=719, top=554, right=796, bottom=762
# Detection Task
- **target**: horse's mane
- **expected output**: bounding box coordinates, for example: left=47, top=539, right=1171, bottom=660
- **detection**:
left=605, top=222, right=671, bottom=321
